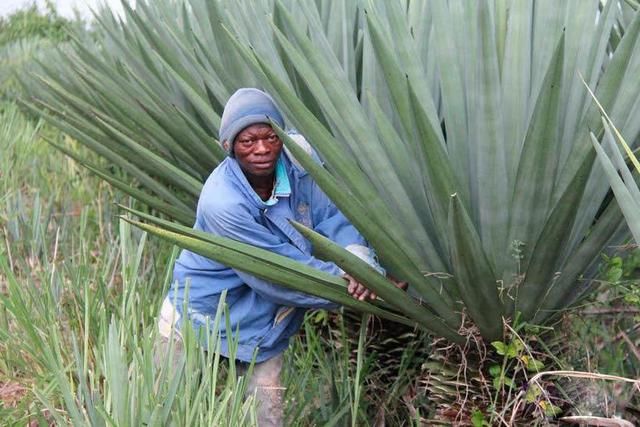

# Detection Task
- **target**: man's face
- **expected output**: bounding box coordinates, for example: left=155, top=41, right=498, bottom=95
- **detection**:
left=231, top=123, right=283, bottom=179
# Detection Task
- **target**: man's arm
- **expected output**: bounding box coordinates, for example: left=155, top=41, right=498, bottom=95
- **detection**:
left=201, top=201, right=340, bottom=308
left=235, top=271, right=339, bottom=308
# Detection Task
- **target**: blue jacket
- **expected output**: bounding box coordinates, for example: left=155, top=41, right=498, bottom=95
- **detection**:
left=168, top=140, right=376, bottom=362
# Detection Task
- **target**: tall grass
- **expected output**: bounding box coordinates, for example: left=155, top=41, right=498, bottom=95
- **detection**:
left=0, top=102, right=257, bottom=424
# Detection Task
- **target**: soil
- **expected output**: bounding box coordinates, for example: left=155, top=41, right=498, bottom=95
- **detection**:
left=0, top=381, right=27, bottom=408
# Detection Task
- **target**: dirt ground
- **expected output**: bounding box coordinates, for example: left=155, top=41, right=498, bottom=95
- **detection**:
left=0, top=381, right=27, bottom=408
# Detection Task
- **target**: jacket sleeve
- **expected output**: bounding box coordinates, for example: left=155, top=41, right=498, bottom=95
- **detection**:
left=235, top=271, right=339, bottom=308
left=200, top=201, right=340, bottom=309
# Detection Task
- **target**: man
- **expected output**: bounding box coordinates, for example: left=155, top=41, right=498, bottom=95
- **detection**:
left=157, top=88, right=392, bottom=426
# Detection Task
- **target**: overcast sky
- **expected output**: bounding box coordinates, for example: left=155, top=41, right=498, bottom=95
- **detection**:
left=0, top=0, right=130, bottom=20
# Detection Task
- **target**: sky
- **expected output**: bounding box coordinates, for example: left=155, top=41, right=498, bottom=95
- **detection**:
left=0, top=0, right=130, bottom=20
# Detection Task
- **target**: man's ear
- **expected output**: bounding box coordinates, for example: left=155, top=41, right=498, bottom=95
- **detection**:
left=222, top=140, right=230, bottom=151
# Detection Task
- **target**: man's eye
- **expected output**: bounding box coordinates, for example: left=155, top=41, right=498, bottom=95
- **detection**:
left=266, top=135, right=278, bottom=142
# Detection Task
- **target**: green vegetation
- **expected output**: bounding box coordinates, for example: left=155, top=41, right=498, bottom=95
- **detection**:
left=0, top=2, right=73, bottom=46
left=0, top=2, right=78, bottom=101
left=23, top=0, right=640, bottom=340
left=2, top=1, right=640, bottom=425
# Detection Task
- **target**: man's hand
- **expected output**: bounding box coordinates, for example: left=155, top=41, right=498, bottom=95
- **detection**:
left=345, top=274, right=409, bottom=301
left=345, top=274, right=377, bottom=301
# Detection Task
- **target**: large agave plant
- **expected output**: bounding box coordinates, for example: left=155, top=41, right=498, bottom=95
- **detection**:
left=23, top=0, right=640, bottom=343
